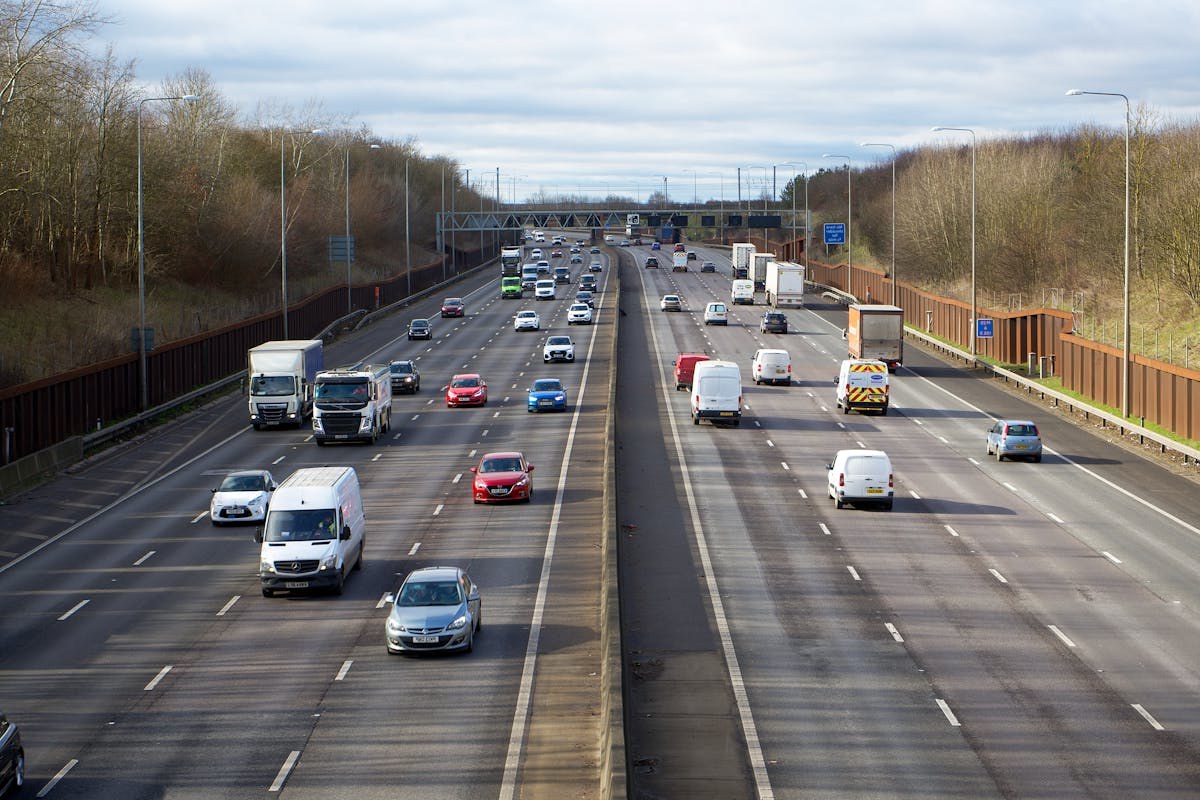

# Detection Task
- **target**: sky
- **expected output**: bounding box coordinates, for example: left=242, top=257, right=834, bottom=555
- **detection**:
left=95, top=0, right=1200, bottom=203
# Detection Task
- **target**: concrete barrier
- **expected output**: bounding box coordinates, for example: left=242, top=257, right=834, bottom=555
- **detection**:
left=0, top=437, right=83, bottom=500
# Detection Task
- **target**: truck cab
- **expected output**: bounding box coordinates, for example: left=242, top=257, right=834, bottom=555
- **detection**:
left=312, top=365, right=393, bottom=444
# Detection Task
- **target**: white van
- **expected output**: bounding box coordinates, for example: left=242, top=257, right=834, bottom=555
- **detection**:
left=690, top=360, right=742, bottom=426
left=535, top=279, right=556, bottom=300
left=731, top=279, right=755, bottom=305
left=257, top=466, right=365, bottom=596
left=703, top=302, right=729, bottom=325
left=835, top=359, right=890, bottom=415
left=751, top=349, right=791, bottom=385
left=827, top=449, right=894, bottom=510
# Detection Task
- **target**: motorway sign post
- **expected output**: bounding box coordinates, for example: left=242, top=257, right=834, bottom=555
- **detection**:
left=976, top=318, right=994, bottom=339
left=823, top=223, right=846, bottom=245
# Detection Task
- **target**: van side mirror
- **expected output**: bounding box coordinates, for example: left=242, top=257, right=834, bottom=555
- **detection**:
left=340, top=525, right=351, bottom=541
left=833, top=377, right=839, bottom=385
left=527, top=464, right=535, bottom=472
left=211, top=488, right=218, bottom=494
left=254, top=528, right=264, bottom=543
left=825, top=463, right=834, bottom=471
left=841, top=328, right=848, bottom=339
left=469, top=467, right=477, bottom=473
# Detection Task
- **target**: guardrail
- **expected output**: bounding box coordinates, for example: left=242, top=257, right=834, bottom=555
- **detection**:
left=905, top=327, right=1200, bottom=465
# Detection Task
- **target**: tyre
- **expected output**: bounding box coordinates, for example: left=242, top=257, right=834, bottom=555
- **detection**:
left=883, top=500, right=894, bottom=511
left=354, top=538, right=364, bottom=571
left=252, top=423, right=262, bottom=431
left=1033, top=454, right=1042, bottom=463
left=262, top=588, right=274, bottom=597
left=475, top=607, right=482, bottom=632
left=732, top=419, right=740, bottom=427
left=316, top=439, right=326, bottom=447
left=464, top=631, right=474, bottom=653
left=332, top=568, right=345, bottom=596
left=881, top=404, right=888, bottom=416
left=986, top=443, right=992, bottom=456
left=834, top=496, right=844, bottom=509
left=13, top=750, right=24, bottom=789
left=693, top=414, right=700, bottom=425
left=210, top=518, right=221, bottom=527
left=996, top=450, right=1004, bottom=462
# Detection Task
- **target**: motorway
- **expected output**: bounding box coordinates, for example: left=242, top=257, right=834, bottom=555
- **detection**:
left=3, top=237, right=1200, bottom=799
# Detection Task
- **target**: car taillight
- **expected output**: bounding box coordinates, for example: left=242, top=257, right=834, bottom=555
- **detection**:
left=888, top=473, right=894, bottom=488
left=838, top=473, right=845, bottom=487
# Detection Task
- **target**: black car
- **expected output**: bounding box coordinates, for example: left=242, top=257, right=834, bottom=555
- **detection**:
left=700, top=261, right=717, bottom=273
left=407, top=318, right=432, bottom=340
left=760, top=311, right=788, bottom=334
left=389, top=360, right=421, bottom=393
left=645, top=256, right=659, bottom=269
left=0, top=711, right=23, bottom=797
left=687, top=251, right=698, bottom=260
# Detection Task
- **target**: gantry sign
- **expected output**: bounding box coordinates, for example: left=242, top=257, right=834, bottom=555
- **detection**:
left=437, top=209, right=786, bottom=235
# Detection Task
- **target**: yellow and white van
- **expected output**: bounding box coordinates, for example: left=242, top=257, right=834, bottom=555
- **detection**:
left=835, top=359, right=889, bottom=415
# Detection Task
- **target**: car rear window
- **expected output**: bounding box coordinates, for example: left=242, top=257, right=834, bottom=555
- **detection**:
left=698, top=376, right=740, bottom=396
left=1006, top=423, right=1038, bottom=436
left=845, top=456, right=887, bottom=477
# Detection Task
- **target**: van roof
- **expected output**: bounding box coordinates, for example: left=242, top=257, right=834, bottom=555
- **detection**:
left=278, top=466, right=354, bottom=488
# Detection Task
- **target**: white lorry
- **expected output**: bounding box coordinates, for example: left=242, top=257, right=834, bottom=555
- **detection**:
left=749, top=252, right=775, bottom=291
left=312, top=364, right=392, bottom=445
left=731, top=242, right=755, bottom=280
left=500, top=246, right=523, bottom=276
left=247, top=340, right=324, bottom=429
left=765, top=260, right=806, bottom=308
left=257, top=466, right=366, bottom=596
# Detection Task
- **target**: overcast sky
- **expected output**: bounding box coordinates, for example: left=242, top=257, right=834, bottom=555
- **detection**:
left=97, top=0, right=1200, bottom=203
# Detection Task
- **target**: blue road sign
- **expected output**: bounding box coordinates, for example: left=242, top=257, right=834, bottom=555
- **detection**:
left=976, top=318, right=994, bottom=338
left=823, top=223, right=846, bottom=245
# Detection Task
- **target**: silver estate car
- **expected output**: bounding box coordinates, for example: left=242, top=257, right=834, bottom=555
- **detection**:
left=386, top=566, right=481, bottom=654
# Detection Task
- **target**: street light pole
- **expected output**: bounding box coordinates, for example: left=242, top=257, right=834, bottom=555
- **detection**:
left=345, top=143, right=381, bottom=315
left=662, top=176, right=668, bottom=206
left=280, top=127, right=325, bottom=339
left=682, top=168, right=698, bottom=206
left=404, top=158, right=411, bottom=298
left=137, top=93, right=198, bottom=410
left=746, top=165, right=769, bottom=249
left=1067, top=88, right=1132, bottom=419
left=931, top=127, right=976, bottom=357
left=861, top=142, right=897, bottom=304
left=822, top=154, right=853, bottom=284
left=780, top=162, right=806, bottom=264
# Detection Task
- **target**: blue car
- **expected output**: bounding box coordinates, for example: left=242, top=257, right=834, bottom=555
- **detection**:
left=527, top=378, right=568, bottom=413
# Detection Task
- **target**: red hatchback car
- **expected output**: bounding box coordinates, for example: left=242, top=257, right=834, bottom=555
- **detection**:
left=444, top=374, right=488, bottom=407
left=441, top=297, right=465, bottom=317
left=471, top=452, right=534, bottom=503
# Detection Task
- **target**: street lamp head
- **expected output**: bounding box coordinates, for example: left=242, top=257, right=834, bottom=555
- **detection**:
left=369, top=144, right=382, bottom=150
left=930, top=127, right=948, bottom=132
left=1065, top=89, right=1084, bottom=96
left=181, top=94, right=200, bottom=102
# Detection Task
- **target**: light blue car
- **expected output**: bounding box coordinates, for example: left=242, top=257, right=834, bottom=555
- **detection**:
left=986, top=419, right=1042, bottom=462
left=527, top=378, right=568, bottom=413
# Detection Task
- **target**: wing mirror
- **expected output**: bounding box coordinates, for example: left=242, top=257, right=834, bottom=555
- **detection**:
left=254, top=528, right=264, bottom=543
left=527, top=464, right=535, bottom=472
left=340, top=525, right=352, bottom=541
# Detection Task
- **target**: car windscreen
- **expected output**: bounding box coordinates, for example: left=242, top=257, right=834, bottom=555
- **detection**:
left=315, top=381, right=369, bottom=400
left=250, top=375, right=296, bottom=397
left=547, top=337, right=570, bottom=345
left=531, top=380, right=561, bottom=392
left=219, top=474, right=266, bottom=492
left=480, top=457, right=522, bottom=473
left=451, top=377, right=479, bottom=388
left=396, top=580, right=462, bottom=607
left=264, top=508, right=337, bottom=542
left=390, top=363, right=412, bottom=374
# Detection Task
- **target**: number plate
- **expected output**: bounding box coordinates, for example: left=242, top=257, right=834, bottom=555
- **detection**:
left=1013, top=444, right=1028, bottom=449
left=719, top=411, right=734, bottom=416
left=411, top=635, right=439, bottom=644
left=285, top=581, right=309, bottom=589
left=866, top=488, right=884, bottom=495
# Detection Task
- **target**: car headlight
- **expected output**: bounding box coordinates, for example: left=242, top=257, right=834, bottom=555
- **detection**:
left=475, top=480, right=487, bottom=490
left=312, top=418, right=324, bottom=432
left=447, top=614, right=468, bottom=630
left=359, top=417, right=374, bottom=432
left=261, top=560, right=275, bottom=574
left=386, top=618, right=405, bottom=634
left=514, top=476, right=529, bottom=488
left=555, top=394, right=565, bottom=402
left=248, top=498, right=265, bottom=511
left=320, top=553, right=338, bottom=570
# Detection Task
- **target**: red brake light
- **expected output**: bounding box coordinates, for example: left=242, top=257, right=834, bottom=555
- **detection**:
left=838, top=473, right=845, bottom=487
left=888, top=473, right=894, bottom=488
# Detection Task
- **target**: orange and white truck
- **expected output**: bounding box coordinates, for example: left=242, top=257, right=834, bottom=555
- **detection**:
left=846, top=304, right=904, bottom=370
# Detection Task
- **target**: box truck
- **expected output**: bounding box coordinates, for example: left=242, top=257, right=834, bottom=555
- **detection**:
left=312, top=365, right=393, bottom=444
left=731, top=242, right=755, bottom=279
left=765, top=261, right=806, bottom=308
left=846, top=304, right=904, bottom=369
left=247, top=340, right=324, bottom=429
left=749, top=252, right=775, bottom=291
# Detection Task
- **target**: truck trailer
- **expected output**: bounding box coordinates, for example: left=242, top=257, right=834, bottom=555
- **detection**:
left=749, top=252, right=775, bottom=291
left=730, top=242, right=754, bottom=279
left=765, top=261, right=806, bottom=308
left=846, top=304, right=904, bottom=369
left=247, top=340, right=324, bottom=429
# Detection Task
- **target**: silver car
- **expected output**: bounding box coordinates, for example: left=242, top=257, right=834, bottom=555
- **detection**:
left=986, top=419, right=1043, bottom=462
left=210, top=470, right=275, bottom=525
left=386, top=566, right=481, bottom=654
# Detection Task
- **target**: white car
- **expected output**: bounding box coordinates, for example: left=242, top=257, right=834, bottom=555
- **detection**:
left=660, top=294, right=683, bottom=311
left=530, top=248, right=544, bottom=259
left=567, top=303, right=593, bottom=325
left=543, top=335, right=576, bottom=363
left=514, top=310, right=541, bottom=331
left=535, top=279, right=556, bottom=300
left=210, top=469, right=275, bottom=525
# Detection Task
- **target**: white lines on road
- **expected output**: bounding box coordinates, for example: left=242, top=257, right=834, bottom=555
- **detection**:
left=968, top=457, right=980, bottom=466
left=846, top=565, right=862, bottom=582
left=132, top=550, right=156, bottom=566
left=1047, top=512, right=1064, bottom=524
left=190, top=511, right=207, bottom=524
left=1048, top=625, right=1077, bottom=648
left=798, top=489, right=808, bottom=499
left=754, top=420, right=762, bottom=428
left=493, top=411, right=500, bottom=418
left=885, top=623, right=904, bottom=642
left=766, top=440, right=775, bottom=448
left=408, top=542, right=421, bottom=556
left=935, top=699, right=962, bottom=727
left=303, top=435, right=313, bottom=442
left=468, top=449, right=477, bottom=458
left=272, top=455, right=286, bottom=465
left=914, top=419, right=924, bottom=426
left=909, top=490, right=922, bottom=500
left=1102, top=550, right=1123, bottom=565
left=433, top=504, right=444, bottom=516
left=269, top=751, right=302, bottom=792
left=452, top=473, right=463, bottom=484
left=411, top=414, right=421, bottom=421
left=1131, top=703, right=1165, bottom=731
left=819, top=406, right=829, bottom=412
left=335, top=660, right=353, bottom=681
left=392, top=433, right=401, bottom=441
left=425, top=398, right=434, bottom=406
left=1003, top=482, right=1019, bottom=493
left=819, top=523, right=832, bottom=536
left=944, top=524, right=960, bottom=538
left=216, top=596, right=241, bottom=617
left=855, top=440, right=866, bottom=448
left=836, top=422, right=845, bottom=429
left=371, top=453, right=382, bottom=462
left=937, top=435, right=949, bottom=444
left=511, top=383, right=518, bottom=389
left=376, top=592, right=392, bottom=609
left=143, top=665, right=173, bottom=691
left=780, top=462, right=790, bottom=471
left=58, top=599, right=89, bottom=621
left=36, top=759, right=78, bottom=797
left=503, top=396, right=510, bottom=403
left=481, top=429, right=489, bottom=437
left=989, top=568, right=1009, bottom=584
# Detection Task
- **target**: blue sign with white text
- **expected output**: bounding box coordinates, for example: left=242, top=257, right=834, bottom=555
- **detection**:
left=823, top=223, right=846, bottom=245
left=976, top=318, right=994, bottom=338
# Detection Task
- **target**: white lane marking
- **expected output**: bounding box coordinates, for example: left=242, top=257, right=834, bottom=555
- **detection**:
left=1048, top=625, right=1077, bottom=648
left=191, top=511, right=207, bottom=523
left=58, top=600, right=90, bottom=621
left=452, top=473, right=463, bottom=484
left=303, top=435, right=313, bottom=442
left=819, top=523, right=832, bottom=536
left=269, top=750, right=302, bottom=792
left=937, top=435, right=949, bottom=444
left=968, top=457, right=980, bottom=466
left=408, top=542, right=421, bottom=556
left=885, top=622, right=904, bottom=642
left=481, top=429, right=489, bottom=437
left=493, top=411, right=500, bottom=418
left=754, top=420, right=762, bottom=428
left=1003, top=482, right=1019, bottom=493
left=36, top=759, right=78, bottom=797
left=1048, top=512, right=1064, bottom=524
left=272, top=455, right=286, bottom=465
left=909, top=490, right=921, bottom=499
left=914, top=419, right=924, bottom=426
left=766, top=440, right=775, bottom=448
left=392, top=433, right=401, bottom=440
left=780, top=462, right=790, bottom=471
left=512, top=383, right=518, bottom=389
left=856, top=440, right=866, bottom=448
left=798, top=489, right=808, bottom=499
left=371, top=453, right=382, bottom=462
left=335, top=660, right=353, bottom=681
left=1131, top=703, right=1165, bottom=731
left=936, top=698, right=962, bottom=726
left=376, top=592, right=392, bottom=609
left=1102, top=550, right=1123, bottom=565
left=144, top=665, right=173, bottom=691
left=847, top=565, right=861, bottom=581
left=989, top=568, right=1009, bottom=584
left=468, top=449, right=477, bottom=458
left=412, top=414, right=421, bottom=421
left=500, top=286, right=606, bottom=800
left=944, top=524, right=960, bottom=537
left=216, top=596, right=240, bottom=617
left=426, top=398, right=434, bottom=406
left=503, top=396, right=510, bottom=403
left=836, top=422, right=845, bottom=429
left=433, top=504, right=444, bottom=516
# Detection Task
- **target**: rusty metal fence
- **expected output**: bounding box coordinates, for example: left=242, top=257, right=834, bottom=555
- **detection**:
left=0, top=247, right=495, bottom=463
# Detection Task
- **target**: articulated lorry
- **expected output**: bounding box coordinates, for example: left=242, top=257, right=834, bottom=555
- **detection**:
left=500, top=246, right=523, bottom=276
left=765, top=261, right=806, bottom=308
left=312, top=365, right=393, bottom=445
left=247, top=340, right=324, bottom=429
left=731, top=242, right=754, bottom=279
left=846, top=304, right=905, bottom=369
left=749, top=252, right=775, bottom=291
